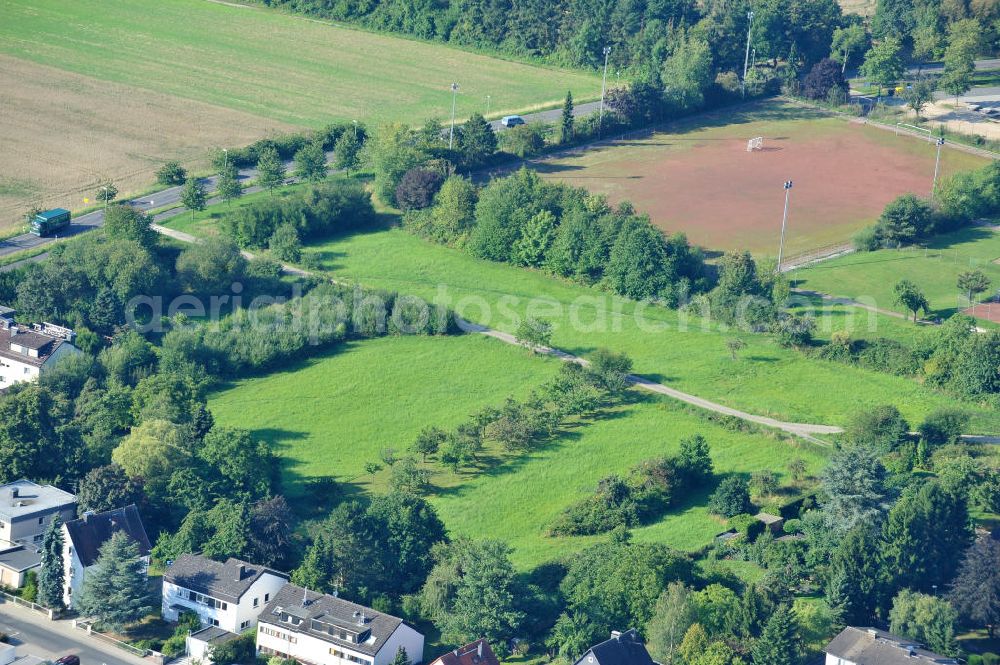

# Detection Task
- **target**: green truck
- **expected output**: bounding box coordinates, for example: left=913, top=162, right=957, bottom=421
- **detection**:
left=31, top=208, right=71, bottom=237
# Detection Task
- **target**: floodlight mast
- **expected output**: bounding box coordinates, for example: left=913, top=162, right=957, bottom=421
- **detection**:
left=742, top=11, right=755, bottom=97
left=599, top=46, right=612, bottom=137
left=448, top=83, right=460, bottom=150
left=932, top=137, right=945, bottom=198
left=777, top=180, right=793, bottom=273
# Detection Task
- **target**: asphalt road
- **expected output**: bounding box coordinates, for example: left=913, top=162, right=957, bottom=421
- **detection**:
left=0, top=101, right=603, bottom=262
left=0, top=603, right=146, bottom=665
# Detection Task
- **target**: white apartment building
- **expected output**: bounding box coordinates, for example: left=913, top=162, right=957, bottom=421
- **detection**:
left=256, top=584, right=424, bottom=665
left=0, top=309, right=79, bottom=389
left=162, top=554, right=289, bottom=634
left=62, top=505, right=151, bottom=608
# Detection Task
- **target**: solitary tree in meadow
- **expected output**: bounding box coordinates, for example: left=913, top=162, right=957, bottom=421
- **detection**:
left=726, top=338, right=746, bottom=360
left=516, top=317, right=553, bottom=351
left=893, top=279, right=929, bottom=322
left=958, top=269, right=990, bottom=304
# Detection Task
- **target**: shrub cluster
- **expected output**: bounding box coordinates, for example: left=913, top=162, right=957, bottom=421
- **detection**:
left=224, top=179, right=377, bottom=249
left=160, top=282, right=457, bottom=378
left=549, top=435, right=713, bottom=536
left=817, top=316, right=1000, bottom=401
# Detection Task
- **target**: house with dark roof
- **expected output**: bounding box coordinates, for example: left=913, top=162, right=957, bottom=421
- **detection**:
left=256, top=583, right=424, bottom=665
left=572, top=629, right=658, bottom=665
left=162, top=553, right=288, bottom=634
left=0, top=312, right=78, bottom=390
left=61, top=505, right=151, bottom=608
left=825, top=627, right=959, bottom=665
left=428, top=640, right=499, bottom=665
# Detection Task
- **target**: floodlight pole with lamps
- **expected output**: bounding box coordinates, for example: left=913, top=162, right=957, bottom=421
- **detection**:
left=223, top=148, right=228, bottom=169
left=777, top=180, right=793, bottom=272
left=932, top=137, right=945, bottom=198
left=448, top=83, right=460, bottom=150
left=598, top=46, right=612, bottom=137
left=353, top=120, right=358, bottom=139
left=742, top=11, right=755, bottom=97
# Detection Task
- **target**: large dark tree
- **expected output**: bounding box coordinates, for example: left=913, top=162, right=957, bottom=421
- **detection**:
left=395, top=168, right=445, bottom=211
left=827, top=523, right=886, bottom=625
left=802, top=58, right=849, bottom=100
left=883, top=481, right=973, bottom=596
left=950, top=539, right=1000, bottom=638
left=248, top=496, right=293, bottom=568
left=751, top=604, right=799, bottom=665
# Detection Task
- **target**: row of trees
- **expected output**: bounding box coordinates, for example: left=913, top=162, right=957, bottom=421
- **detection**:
left=405, top=167, right=708, bottom=306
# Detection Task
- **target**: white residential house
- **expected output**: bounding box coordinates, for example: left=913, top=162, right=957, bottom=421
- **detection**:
left=824, top=627, right=959, bottom=665
left=61, top=505, right=151, bottom=608
left=256, top=584, right=424, bottom=665
left=0, top=310, right=79, bottom=389
left=162, top=554, right=289, bottom=634
left=0, top=480, right=77, bottom=589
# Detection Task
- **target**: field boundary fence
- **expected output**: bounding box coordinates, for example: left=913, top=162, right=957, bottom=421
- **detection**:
left=0, top=588, right=54, bottom=618
left=72, top=618, right=168, bottom=663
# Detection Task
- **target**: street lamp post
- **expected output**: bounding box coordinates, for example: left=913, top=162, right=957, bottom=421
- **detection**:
left=777, top=180, right=793, bottom=272
left=99, top=186, right=109, bottom=212
left=353, top=119, right=358, bottom=140
left=598, top=46, right=612, bottom=137
left=448, top=83, right=460, bottom=150
left=742, top=11, right=755, bottom=97
left=223, top=148, right=228, bottom=169
left=485, top=95, right=491, bottom=116
left=932, top=137, right=945, bottom=198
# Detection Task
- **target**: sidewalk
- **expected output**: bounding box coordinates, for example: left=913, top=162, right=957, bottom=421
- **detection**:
left=0, top=599, right=150, bottom=665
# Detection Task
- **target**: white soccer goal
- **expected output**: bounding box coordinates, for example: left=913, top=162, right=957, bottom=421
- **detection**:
left=746, top=136, right=764, bottom=152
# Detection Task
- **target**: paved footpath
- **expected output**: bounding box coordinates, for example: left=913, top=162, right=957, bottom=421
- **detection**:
left=0, top=600, right=148, bottom=665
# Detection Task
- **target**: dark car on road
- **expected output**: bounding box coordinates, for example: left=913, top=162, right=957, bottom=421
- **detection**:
left=56, top=656, right=80, bottom=665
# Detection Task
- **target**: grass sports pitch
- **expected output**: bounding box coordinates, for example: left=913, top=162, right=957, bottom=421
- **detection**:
left=535, top=99, right=988, bottom=258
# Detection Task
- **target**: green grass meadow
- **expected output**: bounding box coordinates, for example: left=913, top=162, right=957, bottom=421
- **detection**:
left=295, top=225, right=1000, bottom=432
left=0, top=0, right=600, bottom=128
left=209, top=333, right=828, bottom=568
left=164, top=184, right=1000, bottom=433
left=792, top=225, right=1000, bottom=318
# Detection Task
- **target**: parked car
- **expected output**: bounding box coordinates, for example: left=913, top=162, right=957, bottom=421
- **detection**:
left=501, top=115, right=525, bottom=128
left=56, top=656, right=80, bottom=665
